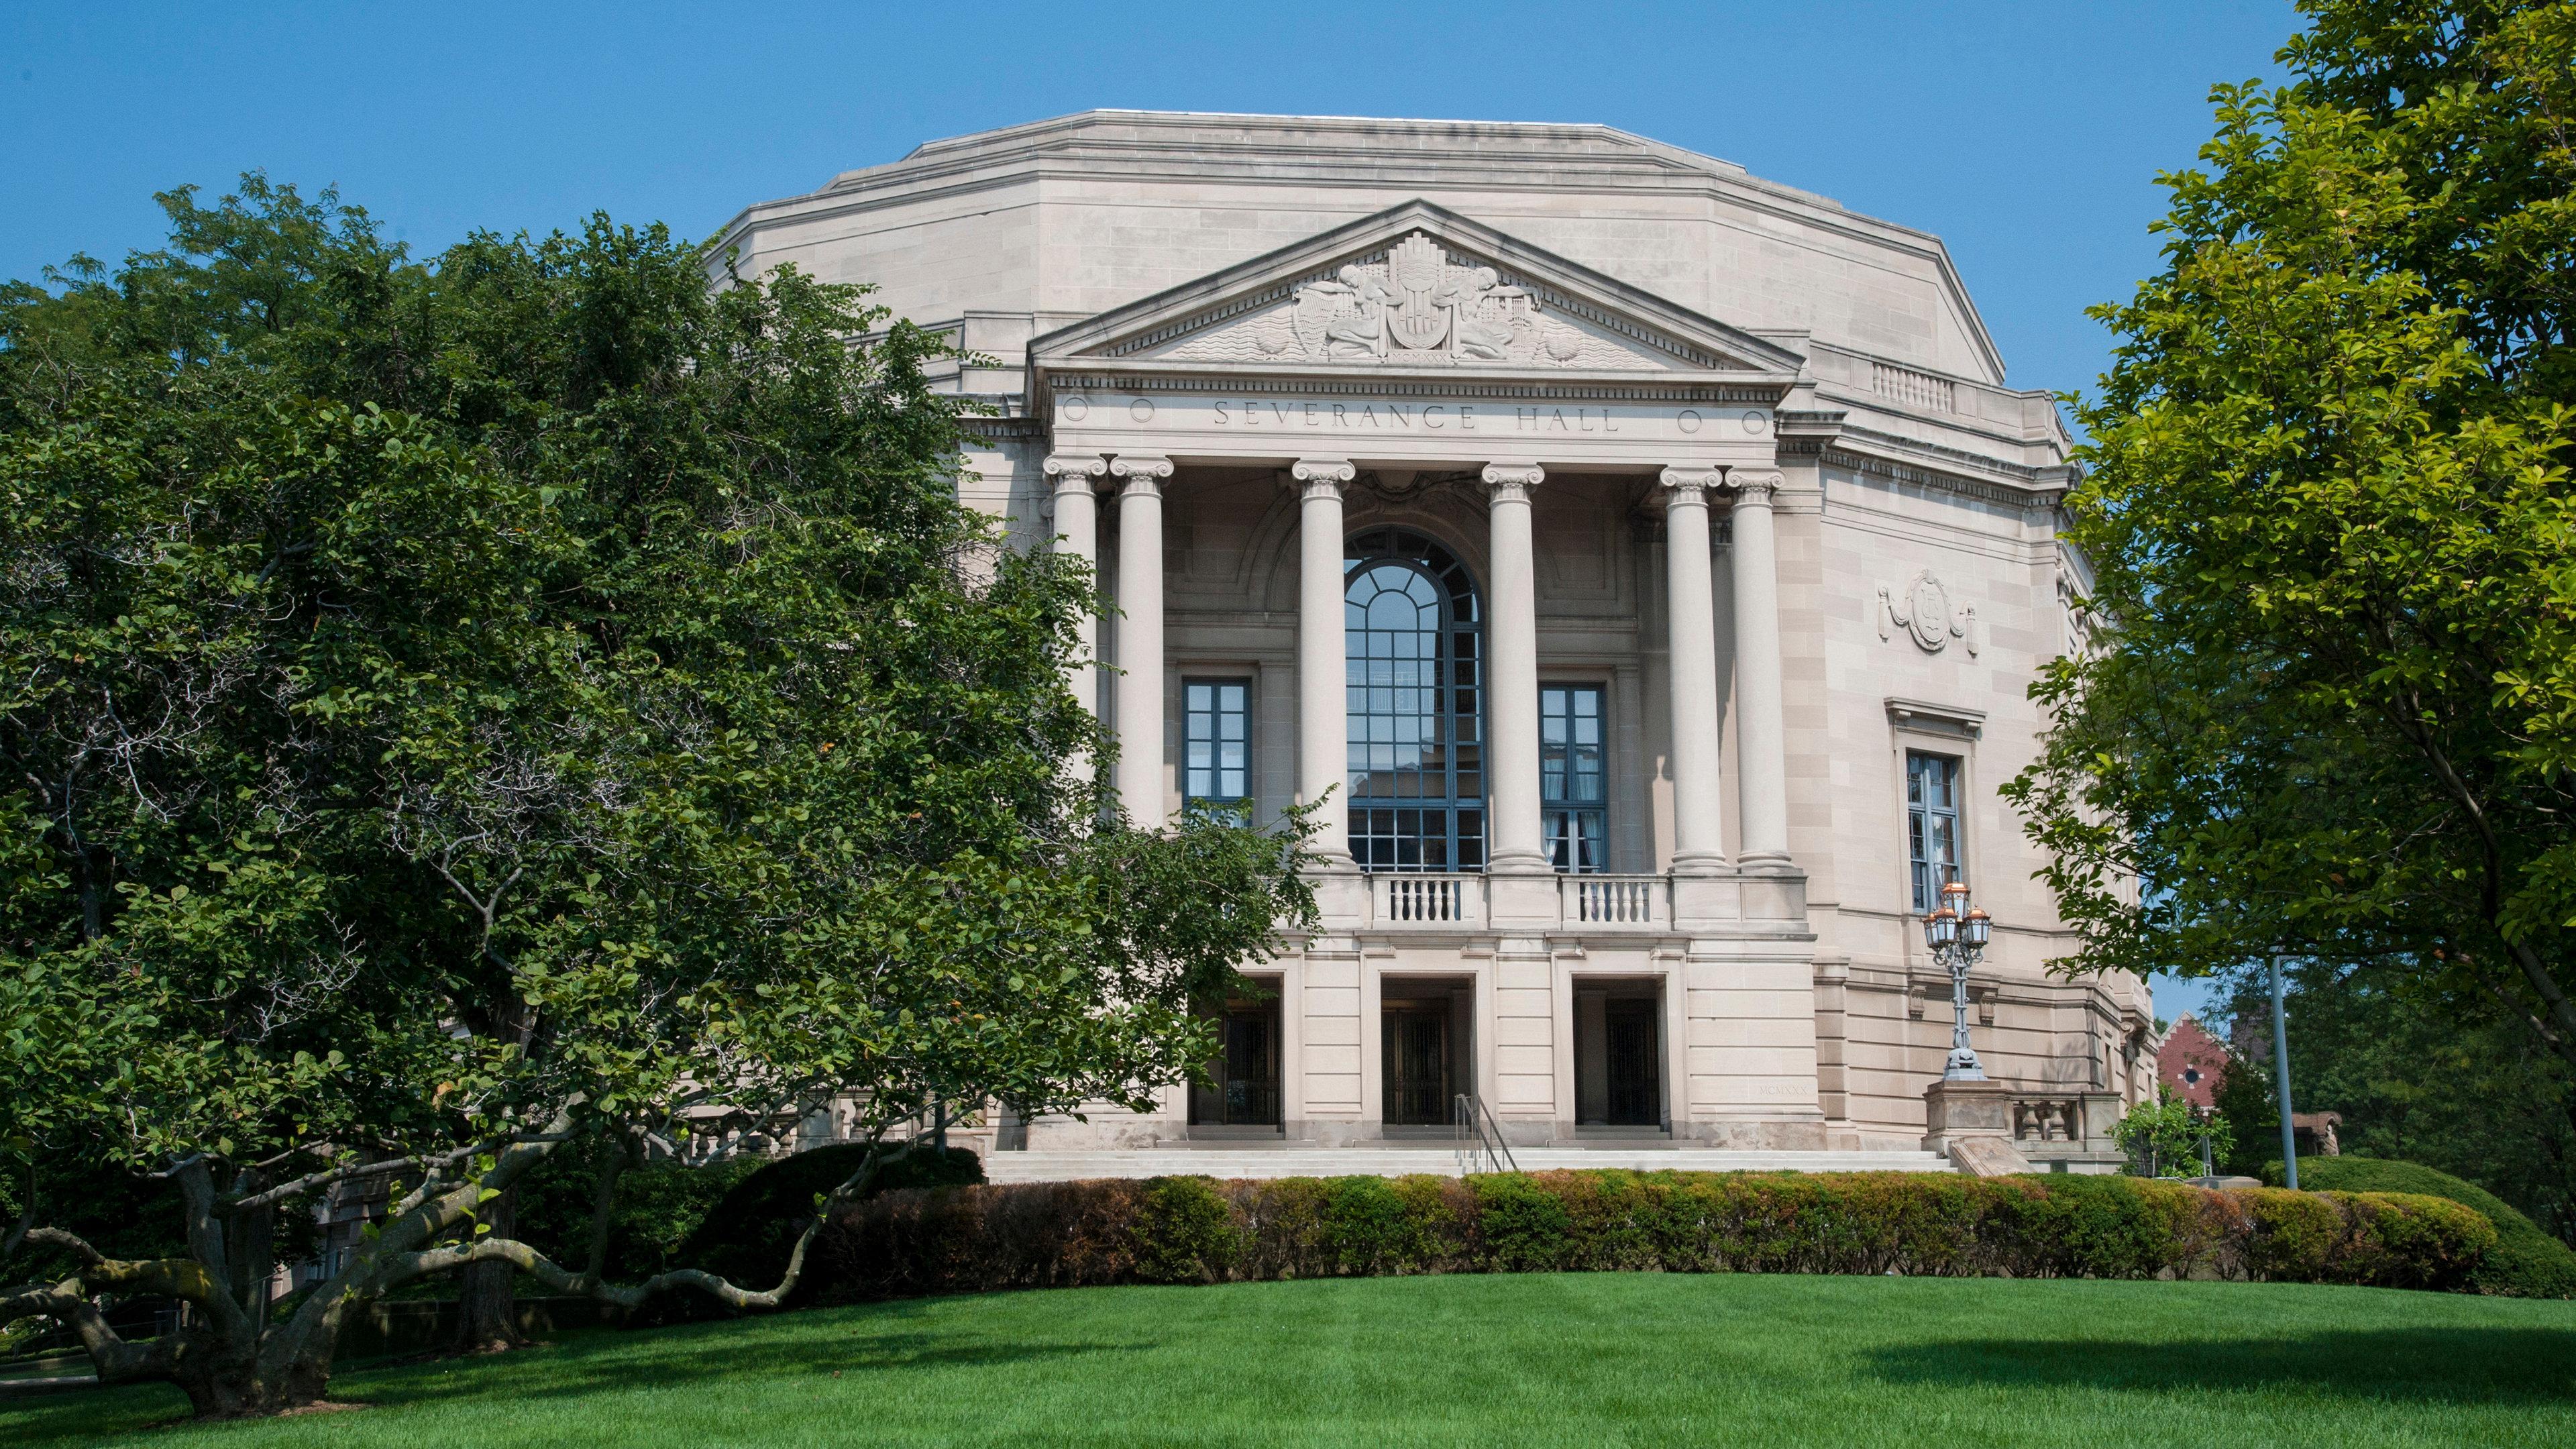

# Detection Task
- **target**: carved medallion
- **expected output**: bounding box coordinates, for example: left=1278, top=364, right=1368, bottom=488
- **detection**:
left=1878, top=570, right=1979, bottom=656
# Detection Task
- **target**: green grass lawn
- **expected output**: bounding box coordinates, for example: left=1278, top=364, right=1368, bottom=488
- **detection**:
left=7, top=1275, right=2573, bottom=1447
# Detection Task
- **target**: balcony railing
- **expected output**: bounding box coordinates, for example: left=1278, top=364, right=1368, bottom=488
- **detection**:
left=1371, top=873, right=1483, bottom=926
left=1360, top=872, right=1677, bottom=930
left=1562, top=873, right=1668, bottom=928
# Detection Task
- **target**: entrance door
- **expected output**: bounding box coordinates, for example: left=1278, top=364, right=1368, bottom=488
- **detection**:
left=1575, top=985, right=1665, bottom=1129
left=1189, top=998, right=1281, bottom=1128
left=1604, top=1000, right=1660, bottom=1127
left=1382, top=1006, right=1451, bottom=1126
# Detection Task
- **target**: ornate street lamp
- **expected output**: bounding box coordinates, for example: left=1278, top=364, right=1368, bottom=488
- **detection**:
left=1923, top=879, right=1992, bottom=1081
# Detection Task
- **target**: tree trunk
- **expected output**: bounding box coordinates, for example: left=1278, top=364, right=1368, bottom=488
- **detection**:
left=452, top=1183, right=525, bottom=1352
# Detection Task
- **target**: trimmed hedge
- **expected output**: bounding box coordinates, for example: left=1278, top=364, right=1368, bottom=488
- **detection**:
left=810, top=1170, right=2494, bottom=1302
left=2261, top=1156, right=2576, bottom=1299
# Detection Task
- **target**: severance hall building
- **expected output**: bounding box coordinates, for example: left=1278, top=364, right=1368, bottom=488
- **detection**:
left=714, top=113, right=2157, bottom=1169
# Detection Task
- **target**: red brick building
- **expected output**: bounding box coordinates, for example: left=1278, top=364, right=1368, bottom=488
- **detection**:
left=2158, top=1014, right=2231, bottom=1108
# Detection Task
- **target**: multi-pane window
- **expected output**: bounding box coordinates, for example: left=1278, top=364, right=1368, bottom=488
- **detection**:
left=1541, top=685, right=1607, bottom=873
left=1907, top=751, right=1962, bottom=911
left=1344, top=527, right=1484, bottom=871
left=1183, top=678, right=1250, bottom=817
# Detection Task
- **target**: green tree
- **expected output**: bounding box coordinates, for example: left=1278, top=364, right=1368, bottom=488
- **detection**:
left=2005, top=3, right=2576, bottom=1091
left=2214, top=962, right=2576, bottom=1240
left=2112, top=1088, right=2235, bottom=1179
left=0, top=178, right=1313, bottom=1417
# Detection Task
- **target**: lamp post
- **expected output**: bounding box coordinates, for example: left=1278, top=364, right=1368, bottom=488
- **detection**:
left=1923, top=879, right=1992, bottom=1081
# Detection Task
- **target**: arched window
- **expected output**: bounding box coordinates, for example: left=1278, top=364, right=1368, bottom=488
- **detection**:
left=1344, top=527, right=1483, bottom=871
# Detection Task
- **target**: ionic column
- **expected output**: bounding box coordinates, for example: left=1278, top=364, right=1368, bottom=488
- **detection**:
left=1482, top=462, right=1548, bottom=873
left=1293, top=459, right=1356, bottom=865
left=1729, top=471, right=1790, bottom=865
left=1658, top=467, right=1728, bottom=876
left=1110, top=455, right=1174, bottom=827
left=1041, top=453, right=1108, bottom=714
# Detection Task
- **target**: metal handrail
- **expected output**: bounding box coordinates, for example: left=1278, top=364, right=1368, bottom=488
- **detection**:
left=1453, top=1093, right=1521, bottom=1175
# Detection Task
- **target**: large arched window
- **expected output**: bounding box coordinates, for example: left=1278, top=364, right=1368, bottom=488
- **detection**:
left=1344, top=527, right=1483, bottom=871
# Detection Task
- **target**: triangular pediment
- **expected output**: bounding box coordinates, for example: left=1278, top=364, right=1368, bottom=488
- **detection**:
left=1030, top=201, right=1800, bottom=380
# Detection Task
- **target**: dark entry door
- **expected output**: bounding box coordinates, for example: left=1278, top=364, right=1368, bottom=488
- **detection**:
left=1190, top=1002, right=1281, bottom=1127
left=1604, top=1000, right=1661, bottom=1127
left=1383, top=1008, right=1450, bottom=1126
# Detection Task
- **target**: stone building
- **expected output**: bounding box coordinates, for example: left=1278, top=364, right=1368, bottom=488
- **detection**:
left=714, top=111, right=2157, bottom=1169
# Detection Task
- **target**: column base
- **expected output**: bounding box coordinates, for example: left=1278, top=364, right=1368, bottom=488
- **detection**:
left=1307, top=862, right=1367, bottom=928
left=1669, top=850, right=1731, bottom=879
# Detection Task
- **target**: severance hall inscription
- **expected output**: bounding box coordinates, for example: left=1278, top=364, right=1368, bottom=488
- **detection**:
left=1057, top=392, right=1771, bottom=442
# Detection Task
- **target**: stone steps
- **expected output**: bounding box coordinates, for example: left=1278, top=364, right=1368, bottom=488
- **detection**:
left=982, top=1147, right=1949, bottom=1183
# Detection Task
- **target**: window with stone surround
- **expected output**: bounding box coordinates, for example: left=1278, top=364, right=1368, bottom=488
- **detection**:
left=1344, top=527, right=1483, bottom=872
left=1183, top=678, right=1250, bottom=819
left=1541, top=684, right=1606, bottom=873
left=1907, top=750, right=1963, bottom=911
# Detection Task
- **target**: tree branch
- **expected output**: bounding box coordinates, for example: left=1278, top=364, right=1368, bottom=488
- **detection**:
left=219, top=1139, right=508, bottom=1216
left=17, top=1228, right=250, bottom=1340
left=373, top=1135, right=900, bottom=1313
left=0, top=1280, right=176, bottom=1384
left=2379, top=696, right=2576, bottom=1069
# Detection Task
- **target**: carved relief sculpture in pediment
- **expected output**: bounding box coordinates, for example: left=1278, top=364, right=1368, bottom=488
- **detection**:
left=1262, top=235, right=1586, bottom=366
left=1151, top=233, right=1666, bottom=370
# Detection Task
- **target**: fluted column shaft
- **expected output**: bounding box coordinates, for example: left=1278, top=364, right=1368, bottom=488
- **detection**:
left=1482, top=463, right=1548, bottom=873
left=1293, top=460, right=1356, bottom=863
left=1659, top=468, right=1728, bottom=875
left=1042, top=454, right=1107, bottom=789
left=1730, top=472, right=1790, bottom=864
left=1112, top=455, right=1174, bottom=826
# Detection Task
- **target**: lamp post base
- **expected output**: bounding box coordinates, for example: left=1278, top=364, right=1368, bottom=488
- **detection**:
left=1921, top=1077, right=2012, bottom=1157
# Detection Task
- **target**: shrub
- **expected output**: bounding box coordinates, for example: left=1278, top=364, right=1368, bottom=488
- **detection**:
left=1131, top=1177, right=1244, bottom=1285
left=1317, top=1175, right=1413, bottom=1275
left=2112, top=1087, right=2233, bottom=1178
left=812, top=1169, right=2494, bottom=1304
left=2263, top=1156, right=2576, bottom=1298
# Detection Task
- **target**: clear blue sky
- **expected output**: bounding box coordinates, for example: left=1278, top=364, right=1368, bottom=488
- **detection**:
left=3, top=0, right=2287, bottom=1019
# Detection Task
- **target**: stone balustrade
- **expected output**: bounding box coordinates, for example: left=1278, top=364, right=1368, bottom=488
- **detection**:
left=1362, top=872, right=1678, bottom=931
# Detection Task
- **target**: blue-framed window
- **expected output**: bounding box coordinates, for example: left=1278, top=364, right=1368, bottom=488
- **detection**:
left=1183, top=678, right=1251, bottom=818
left=1907, top=751, right=1962, bottom=911
left=1541, top=685, right=1607, bottom=873
left=1344, top=527, right=1483, bottom=872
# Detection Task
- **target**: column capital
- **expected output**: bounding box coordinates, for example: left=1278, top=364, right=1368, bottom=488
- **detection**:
left=1291, top=458, right=1356, bottom=495
left=1110, top=454, right=1175, bottom=496
left=1658, top=466, right=1725, bottom=501
left=1729, top=470, right=1785, bottom=504
left=1481, top=461, right=1546, bottom=501
left=1042, top=453, right=1108, bottom=490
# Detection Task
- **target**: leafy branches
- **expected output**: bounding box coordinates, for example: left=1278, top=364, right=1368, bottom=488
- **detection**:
left=0, top=174, right=1309, bottom=1415
left=2008, top=2, right=2576, bottom=1076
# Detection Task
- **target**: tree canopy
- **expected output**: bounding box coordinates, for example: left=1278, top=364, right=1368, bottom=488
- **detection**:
left=2008, top=1, right=2576, bottom=1077
left=0, top=177, right=1311, bottom=1415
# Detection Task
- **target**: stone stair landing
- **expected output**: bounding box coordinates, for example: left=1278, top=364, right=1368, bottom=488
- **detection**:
left=981, top=1147, right=1948, bottom=1183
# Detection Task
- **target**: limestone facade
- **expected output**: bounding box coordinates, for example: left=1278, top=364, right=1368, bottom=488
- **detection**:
left=713, top=112, right=2157, bottom=1159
